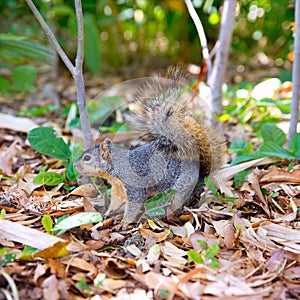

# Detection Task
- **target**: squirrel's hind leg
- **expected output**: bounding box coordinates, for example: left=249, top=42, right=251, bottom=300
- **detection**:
left=121, top=186, right=147, bottom=229
left=167, top=161, right=200, bottom=218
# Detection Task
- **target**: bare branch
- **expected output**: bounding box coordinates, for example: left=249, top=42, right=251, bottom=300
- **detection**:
left=288, top=0, right=300, bottom=144
left=207, top=0, right=236, bottom=114
left=74, top=0, right=93, bottom=148
left=25, top=0, right=93, bottom=148
left=25, top=0, right=75, bottom=75
left=184, top=0, right=211, bottom=74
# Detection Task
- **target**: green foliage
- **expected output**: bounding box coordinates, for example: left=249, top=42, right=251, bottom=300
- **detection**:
left=19, top=105, right=58, bottom=117
left=28, top=127, right=71, bottom=160
left=100, top=121, right=131, bottom=133
left=221, top=95, right=290, bottom=133
left=231, top=123, right=300, bottom=165
left=0, top=33, right=55, bottom=66
left=0, top=1, right=295, bottom=72
left=42, top=215, right=53, bottom=234
left=187, top=249, right=204, bottom=264
left=205, top=178, right=236, bottom=202
left=52, top=212, right=103, bottom=236
left=233, top=170, right=252, bottom=188
left=157, top=288, right=170, bottom=299
left=0, top=209, right=6, bottom=220
left=75, top=278, right=92, bottom=292
left=34, top=171, right=64, bottom=186
left=0, top=65, right=37, bottom=93
left=229, top=140, right=253, bottom=156
left=83, top=14, right=100, bottom=74
left=221, top=79, right=292, bottom=133
left=261, top=123, right=286, bottom=146
left=144, top=190, right=176, bottom=217
left=187, top=241, right=220, bottom=269
left=0, top=249, right=17, bottom=268
left=28, top=127, right=79, bottom=182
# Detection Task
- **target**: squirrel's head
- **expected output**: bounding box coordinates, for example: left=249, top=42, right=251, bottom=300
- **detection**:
left=74, top=138, right=113, bottom=176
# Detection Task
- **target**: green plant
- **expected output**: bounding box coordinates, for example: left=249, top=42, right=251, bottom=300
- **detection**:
left=144, top=190, right=176, bottom=217
left=205, top=178, right=236, bottom=202
left=221, top=80, right=291, bottom=133
left=187, top=241, right=220, bottom=269
left=28, top=127, right=79, bottom=182
left=52, top=212, right=103, bottom=236
left=0, top=33, right=55, bottom=68
left=0, top=248, right=18, bottom=268
left=0, top=65, right=37, bottom=93
left=233, top=170, right=252, bottom=188
left=18, top=105, right=58, bottom=117
left=42, top=215, right=53, bottom=234
left=230, top=123, right=300, bottom=165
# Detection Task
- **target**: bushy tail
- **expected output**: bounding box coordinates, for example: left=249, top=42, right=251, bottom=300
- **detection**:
left=130, top=72, right=226, bottom=177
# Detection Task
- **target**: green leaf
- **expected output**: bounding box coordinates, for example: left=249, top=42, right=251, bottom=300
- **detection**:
left=34, top=172, right=64, bottom=186
left=12, top=65, right=37, bottom=91
left=259, top=142, right=296, bottom=160
left=0, top=34, right=56, bottom=64
left=48, top=5, right=74, bottom=17
left=0, top=77, right=11, bottom=92
left=204, top=178, right=217, bottom=195
left=207, top=258, right=220, bottom=269
left=76, top=278, right=92, bottom=291
left=233, top=170, right=252, bottom=188
left=230, top=153, right=267, bottom=165
left=261, top=123, right=286, bottom=146
left=187, top=249, right=203, bottom=264
left=0, top=253, right=17, bottom=268
left=19, top=105, right=58, bottom=117
left=289, top=133, right=300, bottom=159
left=52, top=212, right=103, bottom=235
left=288, top=162, right=295, bottom=171
left=18, top=245, right=40, bottom=260
left=205, top=243, right=220, bottom=259
left=144, top=190, right=175, bottom=217
left=158, top=289, right=170, bottom=298
left=197, top=240, right=208, bottom=250
left=28, top=127, right=71, bottom=160
left=1, top=208, right=6, bottom=220
left=66, top=160, right=79, bottom=181
left=229, top=140, right=252, bottom=155
left=84, top=14, right=100, bottom=74
left=42, top=215, right=53, bottom=234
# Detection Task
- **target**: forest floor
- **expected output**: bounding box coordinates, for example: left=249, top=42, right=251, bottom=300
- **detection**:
left=0, top=67, right=300, bottom=300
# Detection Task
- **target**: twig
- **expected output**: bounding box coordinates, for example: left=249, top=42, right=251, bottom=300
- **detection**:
left=288, top=0, right=300, bottom=145
left=184, top=0, right=211, bottom=74
left=25, top=0, right=93, bottom=148
left=24, top=0, right=74, bottom=75
left=74, top=0, right=93, bottom=148
left=0, top=269, right=19, bottom=300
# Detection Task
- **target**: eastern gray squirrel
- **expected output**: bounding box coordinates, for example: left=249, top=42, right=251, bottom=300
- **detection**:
left=74, top=69, right=226, bottom=227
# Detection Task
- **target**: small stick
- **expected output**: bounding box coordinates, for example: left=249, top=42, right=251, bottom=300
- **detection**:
left=184, top=0, right=212, bottom=75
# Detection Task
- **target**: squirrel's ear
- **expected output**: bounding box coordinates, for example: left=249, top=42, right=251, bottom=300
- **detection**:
left=100, top=139, right=112, bottom=161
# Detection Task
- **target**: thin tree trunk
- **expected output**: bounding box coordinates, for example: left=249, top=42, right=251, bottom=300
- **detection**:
left=288, top=0, right=300, bottom=144
left=207, top=0, right=236, bottom=114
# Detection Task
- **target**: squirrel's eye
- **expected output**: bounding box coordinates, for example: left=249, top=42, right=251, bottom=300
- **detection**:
left=83, top=154, right=92, bottom=162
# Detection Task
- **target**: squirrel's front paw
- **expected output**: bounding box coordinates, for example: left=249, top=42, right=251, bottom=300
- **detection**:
left=113, top=220, right=131, bottom=231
